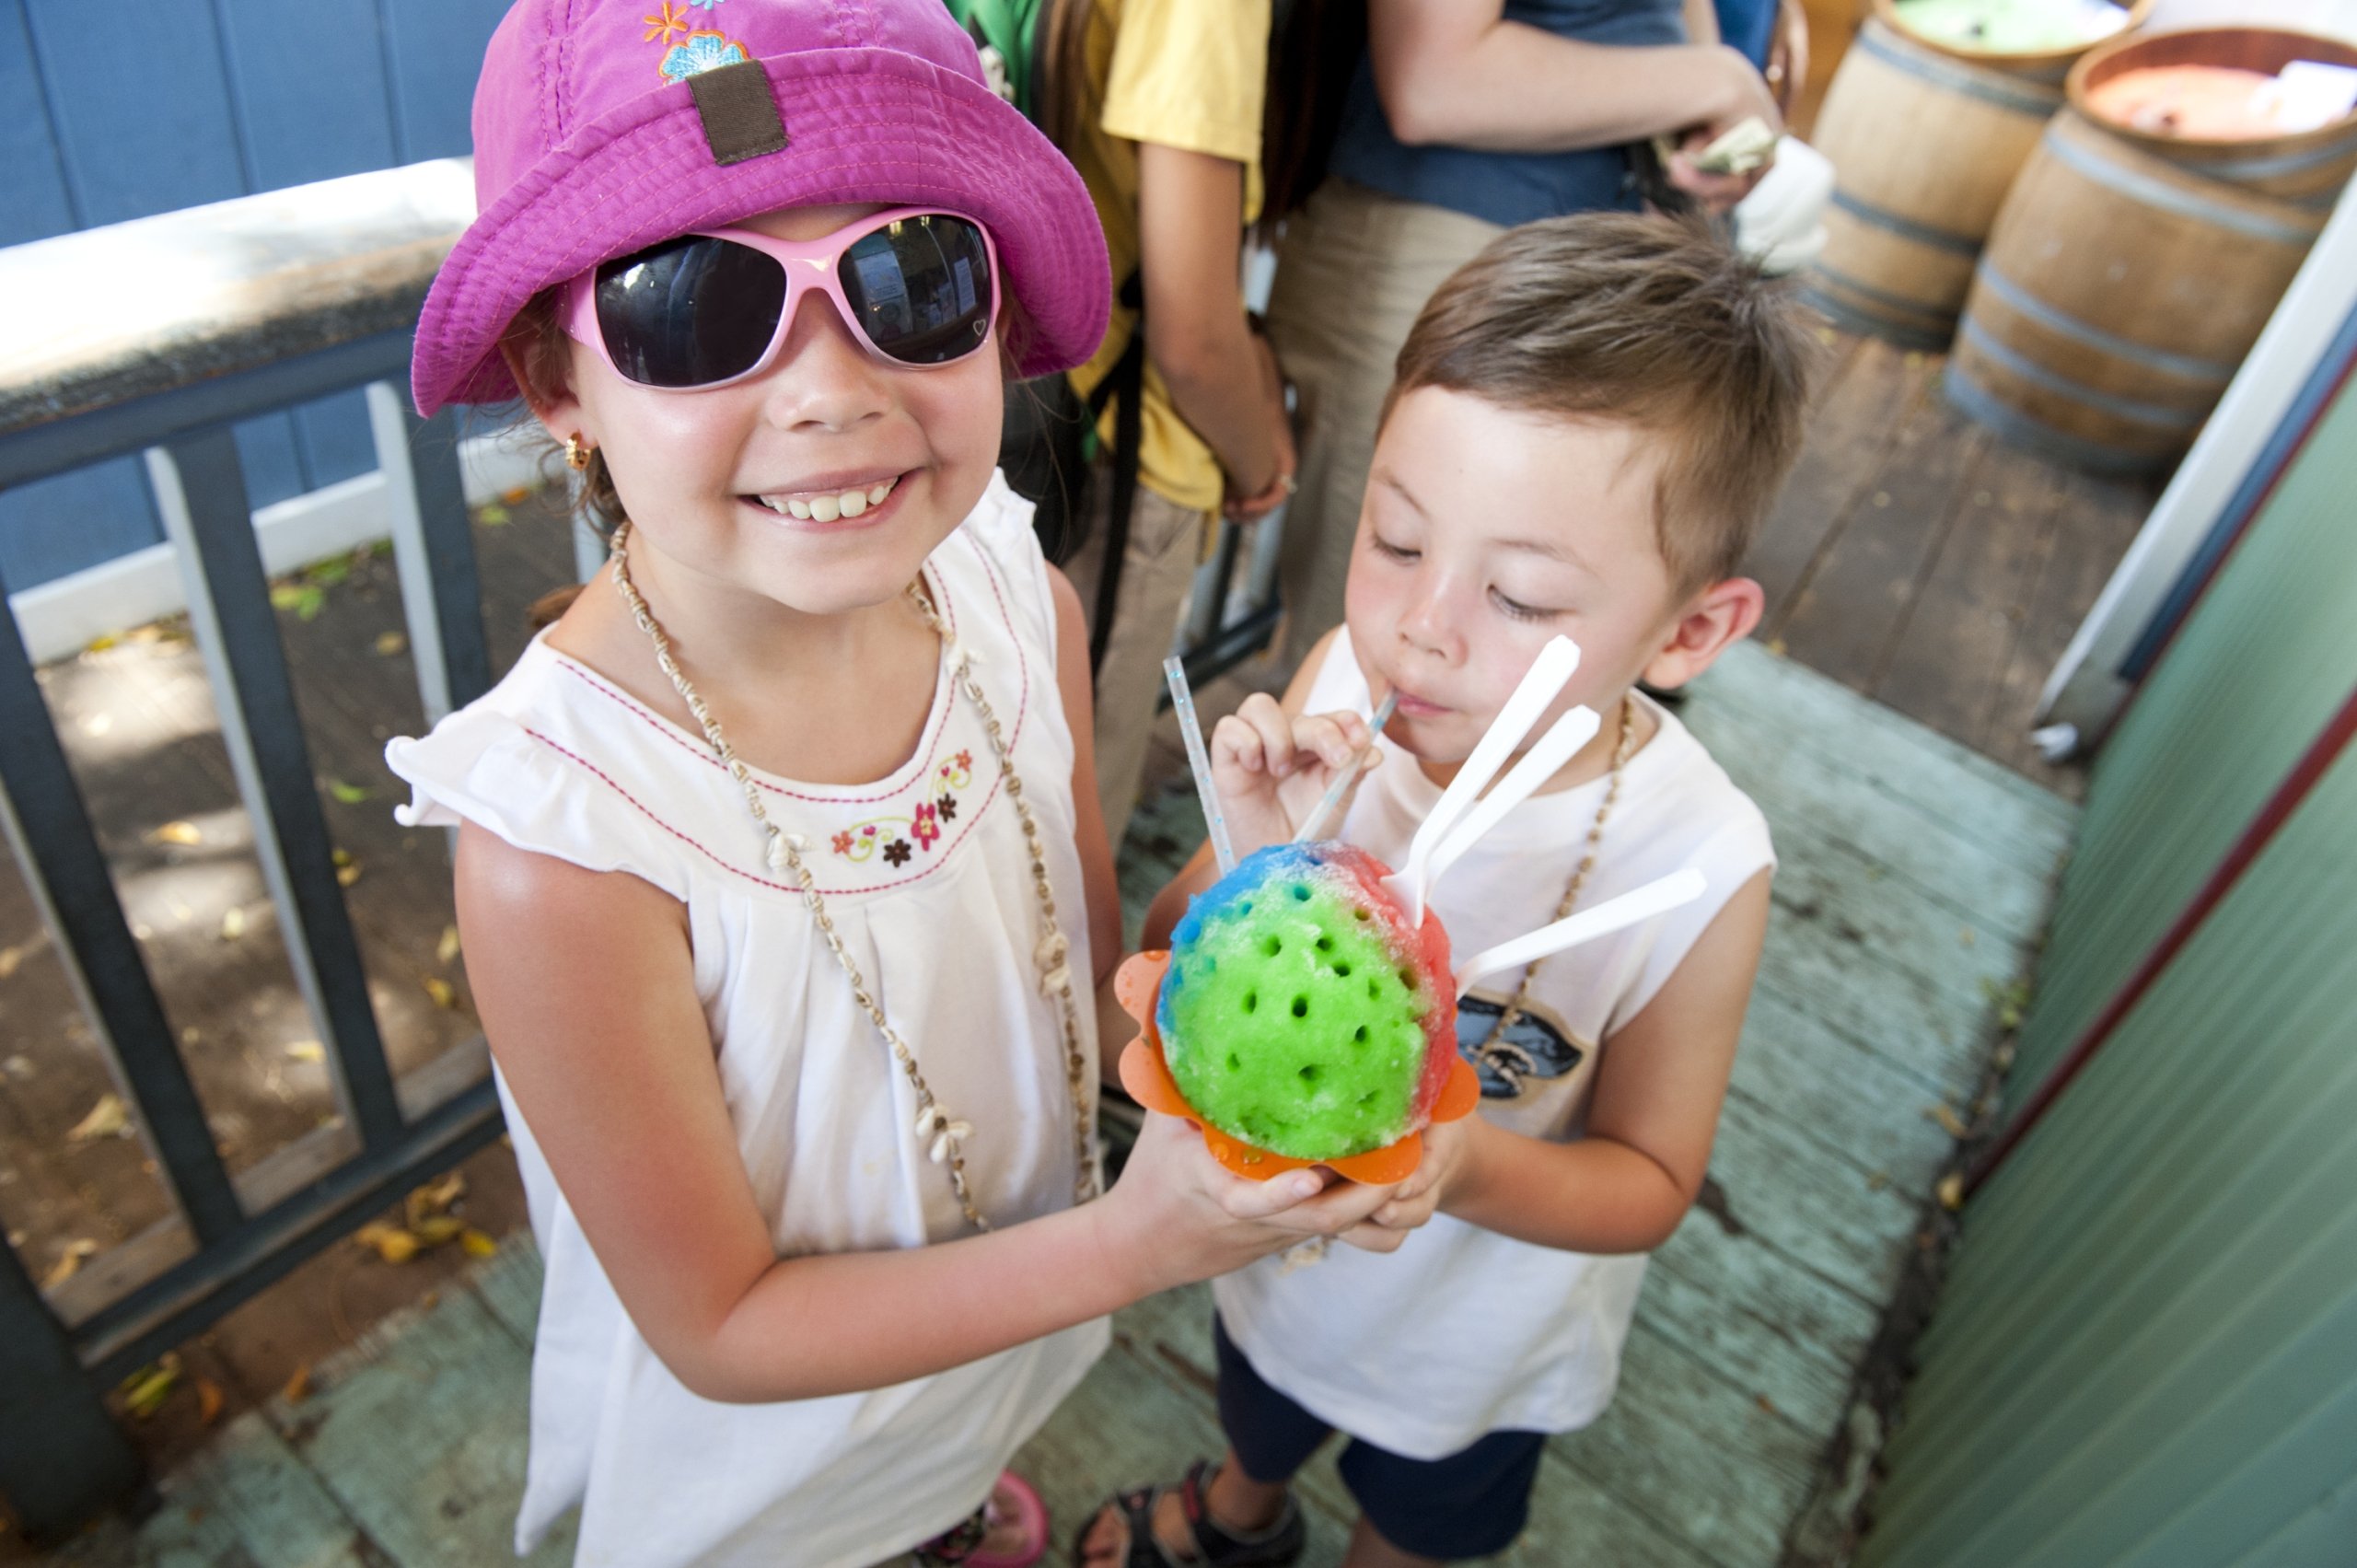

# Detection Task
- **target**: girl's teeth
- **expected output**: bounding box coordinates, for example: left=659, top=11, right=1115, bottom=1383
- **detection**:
left=761, top=477, right=896, bottom=521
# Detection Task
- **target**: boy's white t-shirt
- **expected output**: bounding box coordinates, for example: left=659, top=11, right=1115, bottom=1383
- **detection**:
left=1211, top=630, right=1774, bottom=1460
left=384, top=475, right=1107, bottom=1568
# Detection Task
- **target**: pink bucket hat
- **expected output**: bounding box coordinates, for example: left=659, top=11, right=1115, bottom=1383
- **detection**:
left=411, top=0, right=1110, bottom=415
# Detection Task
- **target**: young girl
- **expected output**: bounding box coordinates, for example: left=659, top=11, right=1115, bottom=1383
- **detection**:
left=388, top=4, right=1406, bottom=1564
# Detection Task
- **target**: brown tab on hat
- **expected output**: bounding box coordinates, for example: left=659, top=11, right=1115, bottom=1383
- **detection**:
left=687, top=60, right=787, bottom=166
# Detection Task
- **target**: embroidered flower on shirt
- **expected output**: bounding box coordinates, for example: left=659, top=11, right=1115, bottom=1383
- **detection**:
left=938, top=751, right=974, bottom=791
left=911, top=803, right=941, bottom=850
left=935, top=792, right=958, bottom=824
left=660, top=30, right=749, bottom=82
left=883, top=839, right=913, bottom=867
left=830, top=830, right=855, bottom=857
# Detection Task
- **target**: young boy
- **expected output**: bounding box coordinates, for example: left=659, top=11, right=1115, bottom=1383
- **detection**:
left=1080, top=213, right=1817, bottom=1568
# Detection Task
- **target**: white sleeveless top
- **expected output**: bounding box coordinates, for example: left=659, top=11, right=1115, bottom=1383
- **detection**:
left=386, top=475, right=1107, bottom=1568
left=1212, top=629, right=1774, bottom=1458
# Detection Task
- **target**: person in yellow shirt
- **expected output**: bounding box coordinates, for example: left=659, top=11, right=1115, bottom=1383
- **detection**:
left=1052, top=0, right=1298, bottom=850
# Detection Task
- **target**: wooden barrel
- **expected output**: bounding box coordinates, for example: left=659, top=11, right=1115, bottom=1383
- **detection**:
left=2070, top=27, right=2357, bottom=203
left=1805, top=15, right=2082, bottom=348
left=1947, top=109, right=2327, bottom=473
left=1877, top=0, right=2150, bottom=84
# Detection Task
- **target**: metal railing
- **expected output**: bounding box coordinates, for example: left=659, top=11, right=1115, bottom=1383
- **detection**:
left=0, top=157, right=1288, bottom=1538
left=0, top=160, right=501, bottom=1538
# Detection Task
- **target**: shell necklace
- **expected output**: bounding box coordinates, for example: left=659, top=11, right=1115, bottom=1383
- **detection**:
left=607, top=520, right=1097, bottom=1231
left=1469, top=692, right=1638, bottom=1095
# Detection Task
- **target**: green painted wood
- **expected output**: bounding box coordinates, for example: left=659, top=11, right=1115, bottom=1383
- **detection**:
left=145, top=1413, right=377, bottom=1568
left=1860, top=705, right=2357, bottom=1562
left=2003, top=376, right=2357, bottom=1106
left=1731, top=986, right=1960, bottom=1191
left=264, top=1283, right=575, bottom=1567
left=2235, top=1472, right=2357, bottom=1568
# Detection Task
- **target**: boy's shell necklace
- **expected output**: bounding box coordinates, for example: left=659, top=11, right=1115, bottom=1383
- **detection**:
left=606, top=520, right=1097, bottom=1232
left=1468, top=691, right=1636, bottom=1096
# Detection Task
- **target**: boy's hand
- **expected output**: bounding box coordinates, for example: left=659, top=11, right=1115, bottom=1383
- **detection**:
left=1211, top=696, right=1382, bottom=855
left=1341, top=1114, right=1476, bottom=1246
left=1100, top=1110, right=1404, bottom=1289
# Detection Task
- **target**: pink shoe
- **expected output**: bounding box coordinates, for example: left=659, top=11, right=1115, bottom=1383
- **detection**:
left=935, top=1472, right=1048, bottom=1568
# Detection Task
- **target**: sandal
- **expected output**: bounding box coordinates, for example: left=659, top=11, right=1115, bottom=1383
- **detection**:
left=1076, top=1460, right=1306, bottom=1568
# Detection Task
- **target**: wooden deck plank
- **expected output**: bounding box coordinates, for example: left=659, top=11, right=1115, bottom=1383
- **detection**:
left=1779, top=393, right=1991, bottom=697
left=1678, top=693, right=2057, bottom=944
left=1693, top=642, right=2077, bottom=845
left=1983, top=468, right=2159, bottom=784
left=1734, top=985, right=1960, bottom=1190
left=1749, top=339, right=1933, bottom=617
left=146, top=1411, right=378, bottom=1568
left=1873, top=440, right=2070, bottom=758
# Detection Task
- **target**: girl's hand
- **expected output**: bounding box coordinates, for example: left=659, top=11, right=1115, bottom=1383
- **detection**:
left=1340, top=1113, right=1474, bottom=1247
left=1099, top=1110, right=1404, bottom=1290
left=1210, top=696, right=1381, bottom=855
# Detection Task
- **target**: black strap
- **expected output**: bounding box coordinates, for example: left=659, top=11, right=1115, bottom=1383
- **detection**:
left=1085, top=267, right=1147, bottom=679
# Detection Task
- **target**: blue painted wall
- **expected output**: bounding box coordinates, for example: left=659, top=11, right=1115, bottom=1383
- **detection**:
left=0, top=0, right=505, bottom=593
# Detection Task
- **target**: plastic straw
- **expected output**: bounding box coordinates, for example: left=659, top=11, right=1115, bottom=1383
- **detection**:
left=1165, top=656, right=1237, bottom=874
left=1293, top=689, right=1399, bottom=844
left=1423, top=703, right=1600, bottom=889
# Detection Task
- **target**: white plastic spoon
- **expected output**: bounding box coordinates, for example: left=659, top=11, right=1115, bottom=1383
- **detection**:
left=1421, top=702, right=1601, bottom=896
left=1452, top=867, right=1707, bottom=998
left=1382, top=636, right=1580, bottom=925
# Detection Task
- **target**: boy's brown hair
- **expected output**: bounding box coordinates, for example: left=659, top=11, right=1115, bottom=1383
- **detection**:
left=1385, top=213, right=1819, bottom=590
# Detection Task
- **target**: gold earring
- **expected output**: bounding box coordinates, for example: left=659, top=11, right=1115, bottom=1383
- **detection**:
left=565, top=433, right=593, bottom=470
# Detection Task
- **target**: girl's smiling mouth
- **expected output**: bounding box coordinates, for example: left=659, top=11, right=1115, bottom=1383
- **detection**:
left=747, top=471, right=905, bottom=525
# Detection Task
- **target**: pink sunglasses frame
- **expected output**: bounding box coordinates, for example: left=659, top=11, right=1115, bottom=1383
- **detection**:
left=559, top=206, right=1004, bottom=390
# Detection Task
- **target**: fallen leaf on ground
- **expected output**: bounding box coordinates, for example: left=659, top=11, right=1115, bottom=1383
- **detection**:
left=411, top=1214, right=467, bottom=1247
left=410, top=1171, right=467, bottom=1224
left=500, top=486, right=532, bottom=505
left=477, top=503, right=511, bottom=526
left=460, top=1228, right=498, bottom=1259
left=151, top=821, right=202, bottom=847
left=423, top=977, right=458, bottom=1010
left=43, top=1238, right=99, bottom=1289
left=375, top=631, right=408, bottom=657
left=354, top=1223, right=420, bottom=1264
left=335, top=863, right=363, bottom=889
left=68, top=1093, right=130, bottom=1142
left=0, top=939, right=35, bottom=979
left=1937, top=1173, right=1966, bottom=1211
left=85, top=633, right=119, bottom=653
left=283, top=1365, right=311, bottom=1405
left=284, top=1040, right=325, bottom=1063
left=220, top=907, right=247, bottom=940
left=327, top=780, right=373, bottom=805
left=121, top=1356, right=180, bottom=1420
left=196, top=1377, right=225, bottom=1427
left=331, top=847, right=354, bottom=868
left=436, top=925, right=461, bottom=965
left=1925, top=1103, right=1969, bottom=1139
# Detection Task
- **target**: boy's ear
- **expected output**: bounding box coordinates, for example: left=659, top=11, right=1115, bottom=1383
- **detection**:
left=1643, top=576, right=1765, bottom=691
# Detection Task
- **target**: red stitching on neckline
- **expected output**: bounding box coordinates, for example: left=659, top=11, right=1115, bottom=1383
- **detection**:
left=520, top=726, right=1003, bottom=897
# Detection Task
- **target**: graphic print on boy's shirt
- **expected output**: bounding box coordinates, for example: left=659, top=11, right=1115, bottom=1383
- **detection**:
left=1454, top=992, right=1586, bottom=1099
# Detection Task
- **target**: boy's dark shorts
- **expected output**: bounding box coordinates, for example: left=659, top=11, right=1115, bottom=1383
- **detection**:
left=1213, top=1316, right=1548, bottom=1561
